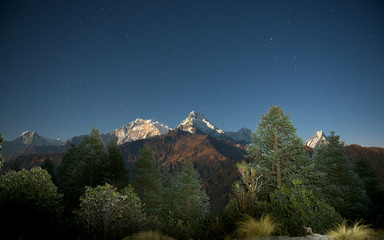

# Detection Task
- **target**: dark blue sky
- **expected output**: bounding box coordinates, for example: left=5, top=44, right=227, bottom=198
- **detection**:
left=1, top=0, right=383, bottom=147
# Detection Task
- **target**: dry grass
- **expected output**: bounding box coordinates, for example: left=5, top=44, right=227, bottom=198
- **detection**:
left=373, top=229, right=384, bottom=240
left=327, top=220, right=375, bottom=240
left=122, top=230, right=176, bottom=240
left=234, top=214, right=279, bottom=239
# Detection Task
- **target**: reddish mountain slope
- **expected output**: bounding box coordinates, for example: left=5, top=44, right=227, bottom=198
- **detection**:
left=304, top=145, right=384, bottom=187
left=345, top=144, right=384, bottom=187
left=120, top=130, right=247, bottom=208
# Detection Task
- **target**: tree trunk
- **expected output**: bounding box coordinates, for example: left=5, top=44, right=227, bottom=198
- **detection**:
left=275, top=129, right=281, bottom=186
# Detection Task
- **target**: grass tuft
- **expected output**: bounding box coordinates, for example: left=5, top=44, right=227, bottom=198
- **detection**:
left=327, top=220, right=375, bottom=240
left=122, top=230, right=176, bottom=240
left=235, top=214, right=279, bottom=239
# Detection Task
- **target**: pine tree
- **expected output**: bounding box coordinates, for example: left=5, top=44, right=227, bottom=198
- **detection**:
left=0, top=133, right=3, bottom=169
left=106, top=139, right=127, bottom=189
left=313, top=132, right=370, bottom=220
left=246, top=106, right=315, bottom=196
left=132, top=144, right=163, bottom=215
left=81, top=127, right=108, bottom=187
left=172, top=160, right=210, bottom=222
left=58, top=127, right=108, bottom=208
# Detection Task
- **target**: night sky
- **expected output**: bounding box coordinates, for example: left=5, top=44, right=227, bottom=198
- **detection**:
left=1, top=1, right=383, bottom=147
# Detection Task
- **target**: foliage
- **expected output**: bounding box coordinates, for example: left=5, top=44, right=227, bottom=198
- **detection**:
left=234, top=214, right=279, bottom=239
left=132, top=144, right=163, bottom=215
left=267, top=180, right=342, bottom=236
left=0, top=167, right=64, bottom=239
left=232, top=161, right=263, bottom=215
left=327, top=220, right=375, bottom=240
left=106, top=139, right=127, bottom=189
left=354, top=158, right=384, bottom=227
left=58, top=127, right=109, bottom=208
left=0, top=133, right=3, bottom=169
left=313, top=132, right=370, bottom=220
left=76, top=183, right=146, bottom=240
left=171, top=160, right=210, bottom=222
left=41, top=158, right=58, bottom=184
left=123, top=231, right=176, bottom=240
left=246, top=106, right=317, bottom=197
left=160, top=211, right=196, bottom=240
left=161, top=160, right=210, bottom=239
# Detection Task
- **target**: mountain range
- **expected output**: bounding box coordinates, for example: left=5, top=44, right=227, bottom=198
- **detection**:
left=1, top=111, right=383, bottom=208
left=2, top=111, right=252, bottom=161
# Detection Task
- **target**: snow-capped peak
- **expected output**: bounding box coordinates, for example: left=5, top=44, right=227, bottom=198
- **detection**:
left=304, top=130, right=327, bottom=148
left=108, top=118, right=171, bottom=145
left=16, top=130, right=63, bottom=146
left=177, top=111, right=224, bottom=136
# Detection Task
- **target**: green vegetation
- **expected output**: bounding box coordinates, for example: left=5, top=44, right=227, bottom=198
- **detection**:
left=58, top=127, right=127, bottom=210
left=313, top=132, right=370, bottom=220
left=0, top=133, right=3, bottom=169
left=161, top=159, right=210, bottom=239
left=354, top=158, right=384, bottom=228
left=267, top=180, right=342, bottom=236
left=328, top=220, right=375, bottom=240
left=0, top=167, right=64, bottom=239
left=232, top=162, right=263, bottom=215
left=246, top=105, right=317, bottom=197
left=107, top=139, right=128, bottom=189
left=58, top=127, right=110, bottom=208
left=76, top=183, right=146, bottom=240
left=1, top=107, right=382, bottom=239
left=132, top=144, right=163, bottom=216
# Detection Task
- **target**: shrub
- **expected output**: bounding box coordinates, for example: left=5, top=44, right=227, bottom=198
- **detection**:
left=160, top=211, right=195, bottom=240
left=235, top=214, right=279, bottom=239
left=328, top=220, right=375, bottom=240
left=267, top=180, right=342, bottom=236
left=76, top=183, right=146, bottom=240
left=0, top=167, right=64, bottom=239
left=123, top=231, right=175, bottom=240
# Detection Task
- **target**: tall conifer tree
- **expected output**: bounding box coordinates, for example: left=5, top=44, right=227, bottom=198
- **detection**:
left=0, top=133, right=3, bottom=169
left=246, top=106, right=315, bottom=196
left=172, top=160, right=210, bottom=222
left=313, top=132, right=370, bottom=220
left=132, top=144, right=163, bottom=215
left=58, top=127, right=108, bottom=207
left=106, top=139, right=127, bottom=189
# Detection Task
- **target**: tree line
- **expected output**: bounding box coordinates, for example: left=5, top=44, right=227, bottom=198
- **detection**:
left=0, top=106, right=383, bottom=239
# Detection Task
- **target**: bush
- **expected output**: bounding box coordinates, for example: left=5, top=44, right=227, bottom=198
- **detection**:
left=160, top=211, right=195, bottom=240
left=0, top=167, right=64, bottom=239
left=267, top=180, right=342, bottom=236
left=235, top=214, right=279, bottom=239
left=76, top=183, right=147, bottom=240
left=328, top=220, right=375, bottom=240
left=123, top=231, right=175, bottom=240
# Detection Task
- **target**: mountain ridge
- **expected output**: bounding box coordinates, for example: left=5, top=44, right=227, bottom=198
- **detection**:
left=2, top=111, right=252, bottom=161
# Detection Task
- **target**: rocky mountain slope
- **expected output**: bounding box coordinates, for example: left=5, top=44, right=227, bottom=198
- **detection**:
left=176, top=111, right=252, bottom=144
left=3, top=111, right=251, bottom=162
left=2, top=131, right=64, bottom=161
left=105, top=119, right=171, bottom=145
left=304, top=130, right=327, bottom=148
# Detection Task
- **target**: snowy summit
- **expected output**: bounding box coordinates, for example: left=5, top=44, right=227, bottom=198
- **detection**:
left=176, top=111, right=225, bottom=137
left=107, top=119, right=171, bottom=145
left=304, top=130, right=327, bottom=148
